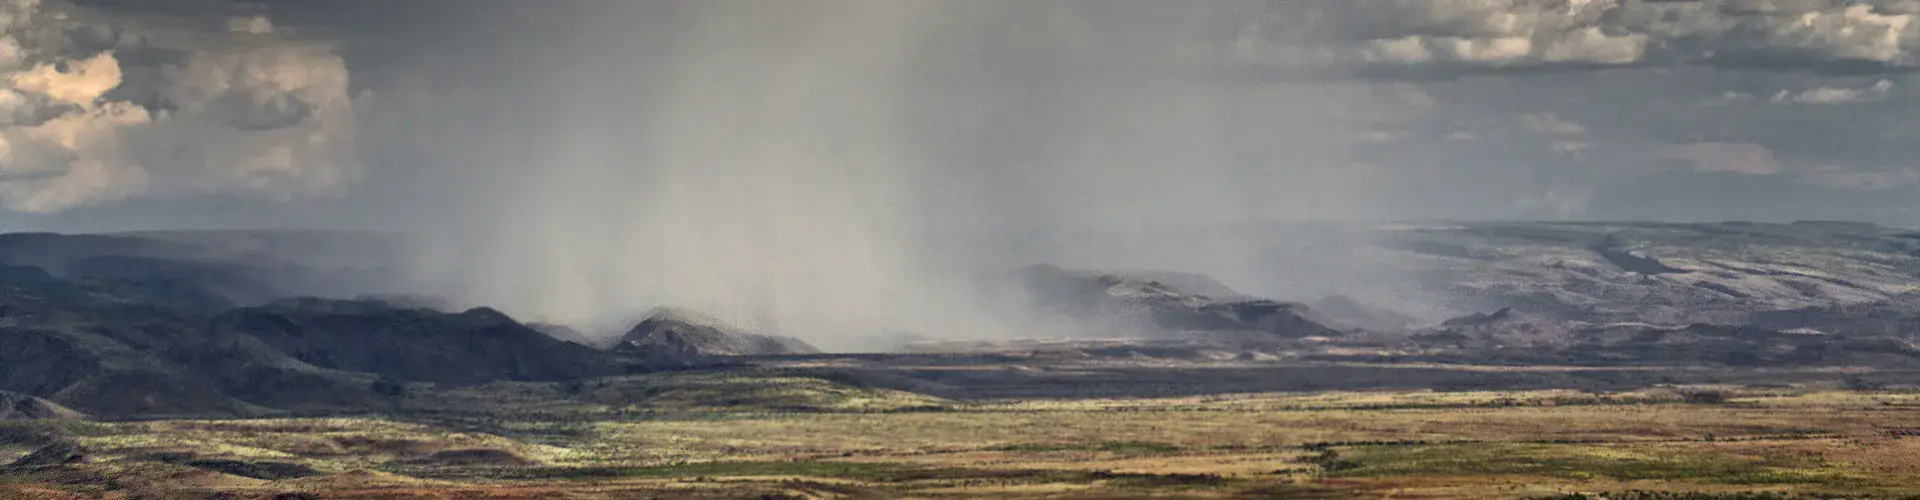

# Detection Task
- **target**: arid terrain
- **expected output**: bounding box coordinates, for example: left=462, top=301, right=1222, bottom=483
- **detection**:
left=6, top=222, right=1920, bottom=499
left=11, top=367, right=1920, bottom=499
left=10, top=0, right=1920, bottom=496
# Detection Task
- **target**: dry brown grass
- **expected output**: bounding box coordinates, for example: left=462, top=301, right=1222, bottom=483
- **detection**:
left=11, top=387, right=1920, bottom=499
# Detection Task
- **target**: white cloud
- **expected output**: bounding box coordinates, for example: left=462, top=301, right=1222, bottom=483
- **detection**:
left=0, top=0, right=358, bottom=213
left=9, top=52, right=121, bottom=107
left=1304, top=0, right=1920, bottom=71
left=1765, top=4, right=1912, bottom=63
left=1442, top=36, right=1535, bottom=63
left=1771, top=79, right=1896, bottom=104
left=1540, top=26, right=1648, bottom=64
left=1360, top=35, right=1539, bottom=65
left=152, top=44, right=358, bottom=195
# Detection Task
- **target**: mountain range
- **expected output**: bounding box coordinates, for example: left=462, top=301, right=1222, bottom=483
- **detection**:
left=1, top=220, right=1918, bottom=419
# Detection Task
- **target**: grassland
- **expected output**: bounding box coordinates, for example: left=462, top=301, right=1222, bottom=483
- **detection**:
left=9, top=368, right=1920, bottom=499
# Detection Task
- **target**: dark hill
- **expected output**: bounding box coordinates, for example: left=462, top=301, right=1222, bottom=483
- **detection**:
left=0, top=255, right=635, bottom=417
left=0, top=264, right=265, bottom=418
left=0, top=391, right=84, bottom=420
left=212, top=299, right=637, bottom=385
left=0, top=230, right=407, bottom=312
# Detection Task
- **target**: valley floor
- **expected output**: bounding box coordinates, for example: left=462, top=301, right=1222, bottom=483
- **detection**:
left=9, top=363, right=1920, bottom=499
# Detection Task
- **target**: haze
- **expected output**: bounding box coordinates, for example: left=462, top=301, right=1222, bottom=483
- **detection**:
left=2, top=1, right=1918, bottom=348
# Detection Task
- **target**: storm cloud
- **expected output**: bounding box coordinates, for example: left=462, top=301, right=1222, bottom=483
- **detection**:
left=0, top=0, right=1916, bottom=345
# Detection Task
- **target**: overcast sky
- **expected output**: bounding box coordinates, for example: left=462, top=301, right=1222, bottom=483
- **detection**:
left=7, top=0, right=1920, bottom=339
left=0, top=0, right=1915, bottom=231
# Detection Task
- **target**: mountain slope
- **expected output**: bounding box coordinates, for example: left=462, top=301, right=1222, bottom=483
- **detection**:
left=1019, top=264, right=1343, bottom=339
left=0, top=237, right=642, bottom=417
left=614, top=307, right=821, bottom=361
left=212, top=299, right=638, bottom=385
left=1376, top=221, right=1920, bottom=324
left=0, top=391, right=84, bottom=420
left=0, top=265, right=264, bottom=418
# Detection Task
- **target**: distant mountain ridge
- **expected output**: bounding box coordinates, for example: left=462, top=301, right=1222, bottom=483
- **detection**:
left=3, top=223, right=1920, bottom=419
left=1375, top=220, right=1920, bottom=328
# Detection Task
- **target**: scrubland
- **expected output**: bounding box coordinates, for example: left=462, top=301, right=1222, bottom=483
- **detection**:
left=8, top=367, right=1920, bottom=499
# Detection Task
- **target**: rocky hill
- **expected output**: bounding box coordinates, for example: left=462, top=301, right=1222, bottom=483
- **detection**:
left=0, top=234, right=654, bottom=418
left=1019, top=264, right=1343, bottom=339
left=0, top=264, right=267, bottom=418
left=614, top=307, right=821, bottom=362
left=0, top=391, right=83, bottom=420
left=211, top=299, right=634, bottom=385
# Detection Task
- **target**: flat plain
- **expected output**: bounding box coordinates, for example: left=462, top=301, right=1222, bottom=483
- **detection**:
left=10, top=358, right=1920, bottom=499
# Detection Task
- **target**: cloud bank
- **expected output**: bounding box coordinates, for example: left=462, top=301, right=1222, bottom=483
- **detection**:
left=1292, top=0, right=1920, bottom=73
left=0, top=0, right=355, bottom=213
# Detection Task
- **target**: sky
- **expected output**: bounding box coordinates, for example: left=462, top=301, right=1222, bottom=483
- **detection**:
left=0, top=0, right=1911, bottom=229
left=0, top=0, right=1917, bottom=341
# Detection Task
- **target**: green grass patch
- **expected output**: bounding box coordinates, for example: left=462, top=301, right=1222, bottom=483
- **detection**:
left=1325, top=443, right=1856, bottom=485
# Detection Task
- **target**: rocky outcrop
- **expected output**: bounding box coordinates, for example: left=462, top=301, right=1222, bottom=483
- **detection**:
left=6, top=441, right=85, bottom=470
left=1417, top=308, right=1573, bottom=348
left=0, top=392, right=84, bottom=420
left=613, top=307, right=821, bottom=361
left=1019, top=264, right=1343, bottom=339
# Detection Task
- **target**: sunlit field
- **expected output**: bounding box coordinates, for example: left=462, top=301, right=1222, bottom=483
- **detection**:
left=10, top=370, right=1920, bottom=499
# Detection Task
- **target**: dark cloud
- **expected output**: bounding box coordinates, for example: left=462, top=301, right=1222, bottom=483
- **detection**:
left=0, top=0, right=1902, bottom=227
left=0, top=0, right=1907, bottom=346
